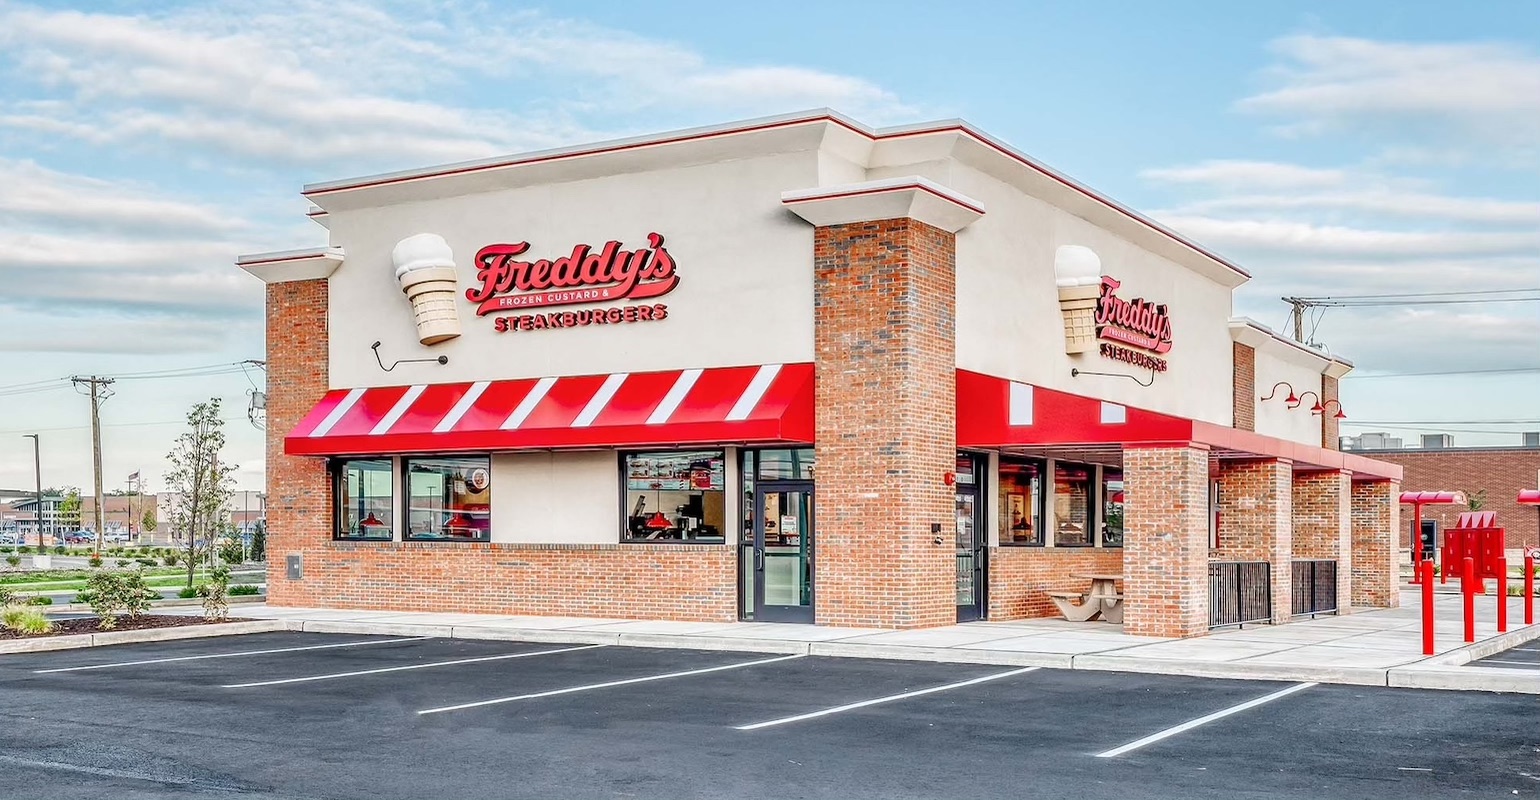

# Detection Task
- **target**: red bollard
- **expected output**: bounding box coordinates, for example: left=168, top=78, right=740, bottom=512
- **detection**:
left=1526, top=555, right=1534, bottom=627
left=1462, top=556, right=1477, bottom=643
left=1497, top=557, right=1508, bottom=633
left=1421, top=560, right=1436, bottom=655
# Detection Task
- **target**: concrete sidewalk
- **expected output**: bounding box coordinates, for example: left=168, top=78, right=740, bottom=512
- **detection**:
left=193, top=587, right=1540, bottom=693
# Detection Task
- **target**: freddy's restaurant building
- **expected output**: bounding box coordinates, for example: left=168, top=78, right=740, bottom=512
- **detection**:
left=242, top=111, right=1403, bottom=638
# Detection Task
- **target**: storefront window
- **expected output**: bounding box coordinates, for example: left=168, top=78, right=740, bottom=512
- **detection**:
left=755, top=448, right=815, bottom=481
left=999, top=458, right=1044, bottom=546
left=623, top=450, right=727, bottom=543
left=405, top=456, right=491, bottom=542
left=1053, top=463, right=1093, bottom=547
left=335, top=459, right=393, bottom=541
left=1101, top=469, right=1124, bottom=547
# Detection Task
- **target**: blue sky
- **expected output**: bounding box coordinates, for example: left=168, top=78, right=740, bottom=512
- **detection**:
left=0, top=0, right=1537, bottom=491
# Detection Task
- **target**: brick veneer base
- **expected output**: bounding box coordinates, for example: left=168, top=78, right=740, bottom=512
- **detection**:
left=267, top=543, right=737, bottom=621
left=987, top=547, right=1125, bottom=620
left=1123, top=446, right=1211, bottom=638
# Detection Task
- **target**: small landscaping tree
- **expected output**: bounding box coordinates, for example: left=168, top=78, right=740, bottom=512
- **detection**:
left=199, top=566, right=231, bottom=622
left=142, top=507, right=158, bottom=535
left=164, top=399, right=236, bottom=589
left=249, top=520, right=266, bottom=562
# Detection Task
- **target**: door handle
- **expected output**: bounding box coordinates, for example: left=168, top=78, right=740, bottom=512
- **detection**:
left=754, top=548, right=765, bottom=571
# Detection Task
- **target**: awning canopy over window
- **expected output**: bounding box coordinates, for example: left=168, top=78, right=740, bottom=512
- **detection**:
left=286, top=363, right=813, bottom=457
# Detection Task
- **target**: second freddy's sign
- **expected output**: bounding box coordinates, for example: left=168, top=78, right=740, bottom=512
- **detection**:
left=467, top=232, right=681, bottom=315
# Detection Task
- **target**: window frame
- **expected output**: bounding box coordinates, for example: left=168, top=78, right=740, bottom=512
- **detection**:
left=331, top=457, right=395, bottom=542
left=401, top=454, right=493, bottom=543
left=997, top=455, right=1049, bottom=547
left=618, top=449, right=730, bottom=545
left=1100, top=466, right=1125, bottom=549
left=1051, top=461, right=1098, bottom=548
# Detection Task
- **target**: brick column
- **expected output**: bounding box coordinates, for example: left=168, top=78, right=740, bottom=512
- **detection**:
left=810, top=218, right=956, bottom=628
left=1321, top=374, right=1340, bottom=450
left=1232, top=342, right=1255, bottom=432
left=1292, top=470, right=1352, bottom=612
left=1214, top=459, right=1292, bottom=623
left=1350, top=479, right=1400, bottom=608
left=1124, top=445, right=1211, bottom=638
left=264, top=279, right=332, bottom=606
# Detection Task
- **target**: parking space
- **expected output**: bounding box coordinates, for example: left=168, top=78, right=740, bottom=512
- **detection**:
left=0, top=632, right=1535, bottom=799
left=1470, top=643, right=1540, bottom=670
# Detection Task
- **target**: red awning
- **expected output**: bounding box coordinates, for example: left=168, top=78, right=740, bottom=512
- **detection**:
left=287, top=363, right=813, bottom=456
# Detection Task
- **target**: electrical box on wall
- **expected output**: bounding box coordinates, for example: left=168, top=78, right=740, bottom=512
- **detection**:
left=286, top=554, right=303, bottom=581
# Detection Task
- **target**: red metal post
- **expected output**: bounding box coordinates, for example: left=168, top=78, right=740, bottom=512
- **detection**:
left=1412, top=504, right=1424, bottom=585
left=1462, top=556, right=1476, bottom=643
left=1421, top=560, right=1435, bottom=655
left=1496, top=556, right=1508, bottom=633
left=1526, top=555, right=1534, bottom=627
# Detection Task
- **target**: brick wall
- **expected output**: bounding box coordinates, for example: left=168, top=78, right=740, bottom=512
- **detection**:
left=1364, top=448, right=1540, bottom=549
left=265, top=279, right=332, bottom=605
left=1292, top=470, right=1352, bottom=610
left=1350, top=480, right=1400, bottom=608
left=1233, top=342, right=1255, bottom=432
left=1321, top=375, right=1340, bottom=450
left=987, top=547, right=1124, bottom=620
left=271, top=542, right=736, bottom=620
left=1213, top=459, right=1292, bottom=622
left=1123, top=445, right=1211, bottom=638
left=812, top=219, right=956, bottom=629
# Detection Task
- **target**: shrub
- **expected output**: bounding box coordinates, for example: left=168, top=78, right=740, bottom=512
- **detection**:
left=177, top=586, right=199, bottom=599
left=229, top=584, right=260, bottom=596
left=16, top=546, right=29, bottom=555
left=0, top=585, right=14, bottom=606
left=4, top=556, right=18, bottom=568
left=79, top=571, right=154, bottom=629
left=115, top=559, right=129, bottom=568
left=136, top=558, right=157, bottom=568
left=88, top=555, right=102, bottom=568
left=1, top=606, right=52, bottom=635
left=27, top=596, right=51, bottom=606
left=1508, top=584, right=1525, bottom=597
left=52, top=545, right=64, bottom=555
left=162, top=554, right=179, bottom=567
left=198, top=566, right=232, bottom=622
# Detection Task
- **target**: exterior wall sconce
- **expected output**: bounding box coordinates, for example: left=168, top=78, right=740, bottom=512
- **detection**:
left=1260, top=381, right=1299, bottom=406
left=1320, top=399, right=1346, bottom=419
left=1295, top=391, right=1323, bottom=413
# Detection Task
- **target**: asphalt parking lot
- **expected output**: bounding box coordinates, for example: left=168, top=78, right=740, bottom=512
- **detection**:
left=1471, top=642, right=1540, bottom=670
left=0, top=633, right=1535, bottom=799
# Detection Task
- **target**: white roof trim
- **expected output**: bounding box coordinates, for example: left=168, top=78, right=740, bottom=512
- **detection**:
left=781, top=176, right=985, bottom=233
left=237, top=247, right=344, bottom=284
left=1229, top=317, right=1353, bottom=376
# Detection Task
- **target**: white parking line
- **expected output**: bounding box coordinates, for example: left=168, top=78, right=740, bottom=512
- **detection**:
left=224, top=644, right=604, bottom=688
left=33, top=637, right=433, bottom=674
left=1475, top=659, right=1540, bottom=667
left=418, top=653, right=806, bottom=716
left=735, top=666, right=1040, bottom=731
left=1095, top=682, right=1316, bottom=758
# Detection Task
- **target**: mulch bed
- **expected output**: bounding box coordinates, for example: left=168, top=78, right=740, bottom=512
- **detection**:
left=0, top=615, right=251, bottom=640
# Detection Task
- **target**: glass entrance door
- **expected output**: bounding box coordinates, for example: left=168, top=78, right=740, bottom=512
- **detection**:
left=752, top=482, right=814, bottom=623
left=956, top=454, right=986, bottom=622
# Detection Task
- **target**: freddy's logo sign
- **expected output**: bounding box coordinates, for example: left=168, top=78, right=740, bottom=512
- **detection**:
left=1095, top=276, right=1172, bottom=354
left=466, top=232, right=680, bottom=316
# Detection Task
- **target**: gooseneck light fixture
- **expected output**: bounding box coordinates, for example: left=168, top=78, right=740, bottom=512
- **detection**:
left=1295, top=391, right=1325, bottom=414
left=1319, top=399, right=1347, bottom=420
left=1260, top=381, right=1300, bottom=406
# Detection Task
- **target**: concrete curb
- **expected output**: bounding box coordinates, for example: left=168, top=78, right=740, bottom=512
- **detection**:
left=1386, top=665, right=1540, bottom=693
left=1418, top=623, right=1540, bottom=667
left=1071, top=654, right=1392, bottom=687
left=808, top=641, right=1072, bottom=669
left=0, top=619, right=288, bottom=654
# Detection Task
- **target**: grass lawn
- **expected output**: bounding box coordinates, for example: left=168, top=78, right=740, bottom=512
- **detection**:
left=2, top=567, right=264, bottom=592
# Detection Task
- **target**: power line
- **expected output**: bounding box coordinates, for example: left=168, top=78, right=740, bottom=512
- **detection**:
left=1306, top=288, right=1540, bottom=301
left=1343, top=367, right=1540, bottom=379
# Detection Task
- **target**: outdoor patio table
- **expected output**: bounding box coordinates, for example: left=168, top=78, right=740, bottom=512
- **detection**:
left=1071, top=573, right=1124, bottom=623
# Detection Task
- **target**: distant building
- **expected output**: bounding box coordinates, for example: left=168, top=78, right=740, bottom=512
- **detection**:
left=6, top=495, right=66, bottom=535
left=154, top=490, right=266, bottom=543
left=77, top=494, right=158, bottom=536
left=1351, top=432, right=1540, bottom=550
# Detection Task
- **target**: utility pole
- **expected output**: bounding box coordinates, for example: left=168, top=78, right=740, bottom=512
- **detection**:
left=23, top=434, right=41, bottom=555
left=1281, top=297, right=1310, bottom=343
left=71, top=376, right=114, bottom=557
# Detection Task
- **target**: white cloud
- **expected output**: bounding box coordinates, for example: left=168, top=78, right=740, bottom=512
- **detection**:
left=0, top=158, right=247, bottom=233
left=1161, top=190, right=1540, bottom=226
left=0, top=1, right=914, bottom=171
left=1141, top=160, right=1347, bottom=190
left=1154, top=214, right=1540, bottom=259
left=1239, top=34, right=1540, bottom=154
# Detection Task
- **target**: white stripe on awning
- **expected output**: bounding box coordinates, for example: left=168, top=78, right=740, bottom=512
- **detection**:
left=726, top=364, right=782, bottom=422
left=310, top=388, right=366, bottom=437
left=572, top=373, right=628, bottom=428
left=502, top=376, right=557, bottom=430
left=370, top=385, right=426, bottom=435
left=433, top=381, right=489, bottom=434
left=1008, top=382, right=1034, bottom=426
left=647, top=368, right=703, bottom=425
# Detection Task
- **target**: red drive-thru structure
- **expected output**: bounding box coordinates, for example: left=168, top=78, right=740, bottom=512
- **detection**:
left=1401, top=491, right=1464, bottom=584
left=241, top=111, right=1405, bottom=637
left=1440, top=512, right=1505, bottom=592
left=1518, top=490, right=1540, bottom=626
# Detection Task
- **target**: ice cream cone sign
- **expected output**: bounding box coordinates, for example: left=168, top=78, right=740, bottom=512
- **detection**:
left=1053, top=245, right=1101, bottom=354
left=392, top=233, right=462, bottom=346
